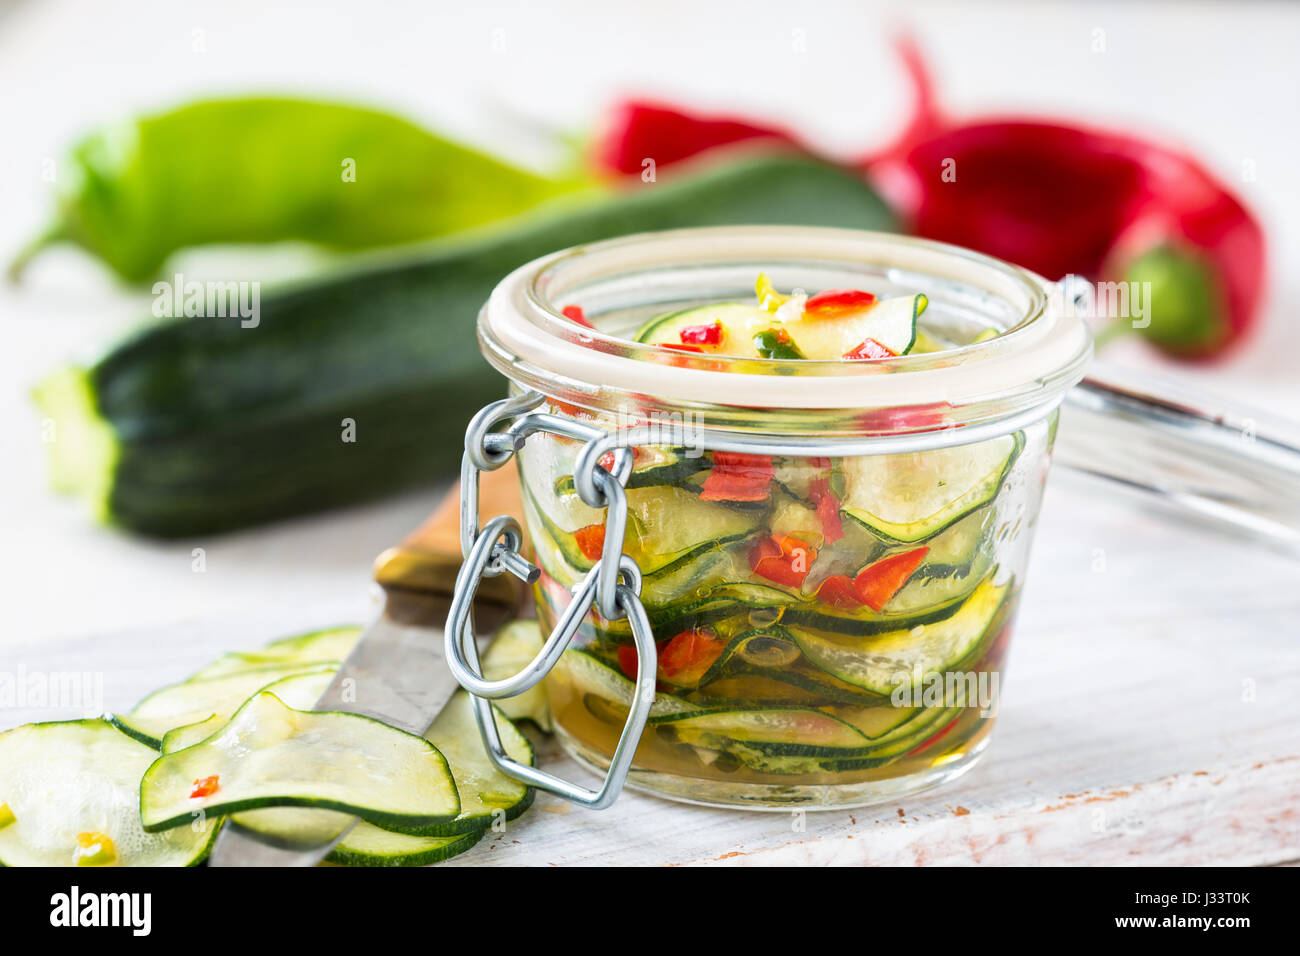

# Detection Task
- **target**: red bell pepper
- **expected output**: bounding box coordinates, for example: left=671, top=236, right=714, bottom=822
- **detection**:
left=808, top=474, right=845, bottom=543
left=699, top=451, right=774, bottom=502
left=616, top=644, right=640, bottom=679
left=815, top=574, right=859, bottom=609
left=573, top=523, right=605, bottom=562
left=679, top=320, right=725, bottom=346
left=750, top=534, right=818, bottom=589
left=561, top=304, right=595, bottom=329
left=190, top=775, right=220, bottom=799
left=805, top=288, right=877, bottom=318
left=658, top=629, right=726, bottom=685
left=854, top=547, right=929, bottom=611
left=843, top=338, right=896, bottom=361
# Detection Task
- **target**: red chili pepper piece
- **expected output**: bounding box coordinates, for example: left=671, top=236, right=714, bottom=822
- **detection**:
left=659, top=629, right=725, bottom=684
left=561, top=304, right=595, bottom=328
left=750, top=534, right=818, bottom=589
left=854, top=546, right=929, bottom=611
left=809, top=475, right=844, bottom=543
left=805, top=289, right=877, bottom=318
left=679, top=321, right=724, bottom=346
left=661, top=343, right=704, bottom=353
left=190, top=775, right=220, bottom=799
left=573, top=523, right=605, bottom=562
left=816, top=574, right=860, bottom=609
left=594, top=100, right=799, bottom=177
left=700, top=452, right=774, bottom=502
left=617, top=645, right=639, bottom=679
left=843, top=338, right=897, bottom=361
left=597, top=447, right=641, bottom=474
left=907, top=715, right=961, bottom=756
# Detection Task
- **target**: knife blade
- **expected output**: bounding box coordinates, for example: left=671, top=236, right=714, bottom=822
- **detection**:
left=208, top=464, right=527, bottom=867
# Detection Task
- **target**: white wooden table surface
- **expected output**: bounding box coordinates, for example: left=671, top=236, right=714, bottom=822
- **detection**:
left=5, top=471, right=1297, bottom=866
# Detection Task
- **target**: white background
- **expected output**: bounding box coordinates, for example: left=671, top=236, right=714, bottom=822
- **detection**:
left=2, top=0, right=1298, bottom=651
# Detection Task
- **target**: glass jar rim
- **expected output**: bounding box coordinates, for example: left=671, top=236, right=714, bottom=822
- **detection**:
left=478, top=226, right=1092, bottom=437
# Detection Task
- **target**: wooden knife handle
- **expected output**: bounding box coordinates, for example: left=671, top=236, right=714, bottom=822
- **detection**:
left=373, top=461, right=528, bottom=610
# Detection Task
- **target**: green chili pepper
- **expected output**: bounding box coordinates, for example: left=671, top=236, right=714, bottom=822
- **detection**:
left=9, top=97, right=587, bottom=283
left=753, top=327, right=806, bottom=359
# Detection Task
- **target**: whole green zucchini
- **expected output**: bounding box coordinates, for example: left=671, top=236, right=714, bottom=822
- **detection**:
left=36, top=155, right=897, bottom=537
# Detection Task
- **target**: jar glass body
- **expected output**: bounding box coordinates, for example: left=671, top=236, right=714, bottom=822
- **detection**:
left=481, top=227, right=1088, bottom=809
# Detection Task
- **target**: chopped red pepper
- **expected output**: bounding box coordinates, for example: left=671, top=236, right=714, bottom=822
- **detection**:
left=597, top=446, right=641, bottom=474
left=573, top=523, right=605, bottom=562
left=815, top=574, right=860, bottom=609
left=854, top=547, right=929, bottom=611
left=750, top=534, right=818, bottom=589
left=699, top=452, right=774, bottom=502
left=561, top=305, right=595, bottom=329
left=616, top=644, right=639, bottom=679
left=679, top=321, right=725, bottom=346
left=907, top=715, right=961, bottom=756
left=190, top=775, right=220, bottom=799
left=843, top=338, right=897, bottom=361
left=661, top=342, right=704, bottom=353
left=659, top=629, right=725, bottom=685
left=809, top=475, right=844, bottom=543
left=805, top=289, right=877, bottom=318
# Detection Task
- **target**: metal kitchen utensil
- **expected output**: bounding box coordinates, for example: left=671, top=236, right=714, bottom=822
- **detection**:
left=208, top=465, right=531, bottom=867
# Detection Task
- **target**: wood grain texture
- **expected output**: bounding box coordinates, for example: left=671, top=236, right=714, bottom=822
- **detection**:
left=3, top=477, right=1297, bottom=866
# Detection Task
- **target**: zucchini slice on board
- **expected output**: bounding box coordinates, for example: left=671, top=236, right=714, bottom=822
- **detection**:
left=186, top=627, right=360, bottom=681
left=109, top=662, right=338, bottom=749
left=839, top=433, right=1023, bottom=543
left=139, top=692, right=459, bottom=832
left=789, top=578, right=1009, bottom=695
left=0, top=719, right=217, bottom=867
left=326, top=824, right=486, bottom=868
left=482, top=621, right=552, bottom=731
left=156, top=669, right=336, bottom=754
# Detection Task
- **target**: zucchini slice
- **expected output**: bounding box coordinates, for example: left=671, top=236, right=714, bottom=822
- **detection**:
left=186, top=627, right=360, bottom=681
left=839, top=433, right=1023, bottom=542
left=651, top=708, right=870, bottom=756
left=139, top=691, right=459, bottom=832
left=552, top=649, right=697, bottom=719
left=0, top=719, right=218, bottom=867
left=789, top=578, right=1008, bottom=695
left=110, top=662, right=337, bottom=749
left=327, top=824, right=486, bottom=868
left=634, top=302, right=770, bottom=356
left=156, top=669, right=337, bottom=754
left=482, top=621, right=552, bottom=731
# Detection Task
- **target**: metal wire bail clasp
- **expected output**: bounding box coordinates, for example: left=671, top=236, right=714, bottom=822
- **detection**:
left=444, top=391, right=657, bottom=809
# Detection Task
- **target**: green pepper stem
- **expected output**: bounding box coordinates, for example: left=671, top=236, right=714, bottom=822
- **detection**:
left=7, top=221, right=67, bottom=283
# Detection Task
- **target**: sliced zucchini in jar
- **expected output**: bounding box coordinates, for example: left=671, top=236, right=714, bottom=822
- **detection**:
left=634, top=302, right=770, bottom=356
left=186, top=627, right=360, bottom=681
left=139, top=691, right=459, bottom=832
left=482, top=620, right=552, bottom=731
left=789, top=578, right=1008, bottom=695
left=552, top=649, right=697, bottom=719
left=651, top=708, right=870, bottom=757
left=0, top=719, right=218, bottom=867
left=110, top=662, right=337, bottom=749
left=553, top=446, right=707, bottom=497
left=840, top=433, right=1022, bottom=542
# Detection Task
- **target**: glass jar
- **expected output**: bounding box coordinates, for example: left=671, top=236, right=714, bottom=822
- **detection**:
left=468, top=226, right=1092, bottom=809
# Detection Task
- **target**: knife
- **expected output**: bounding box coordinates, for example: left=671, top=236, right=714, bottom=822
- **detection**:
left=208, top=463, right=528, bottom=867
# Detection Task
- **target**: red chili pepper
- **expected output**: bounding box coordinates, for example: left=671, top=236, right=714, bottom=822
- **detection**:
left=659, top=629, right=725, bottom=684
left=594, top=100, right=800, bottom=178
left=616, top=644, right=639, bottom=679
left=661, top=342, right=704, bottom=353
left=597, top=446, right=641, bottom=474
left=907, top=715, right=961, bottom=756
left=808, top=475, right=844, bottom=543
left=561, top=304, right=595, bottom=329
left=815, top=574, right=860, bottom=609
left=843, top=338, right=897, bottom=361
left=573, top=523, right=605, bottom=562
left=679, top=321, right=724, bottom=346
left=699, top=451, right=774, bottom=502
left=853, top=546, right=929, bottom=611
left=750, top=534, right=818, bottom=589
left=190, top=775, right=220, bottom=799
left=805, top=289, right=877, bottom=318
